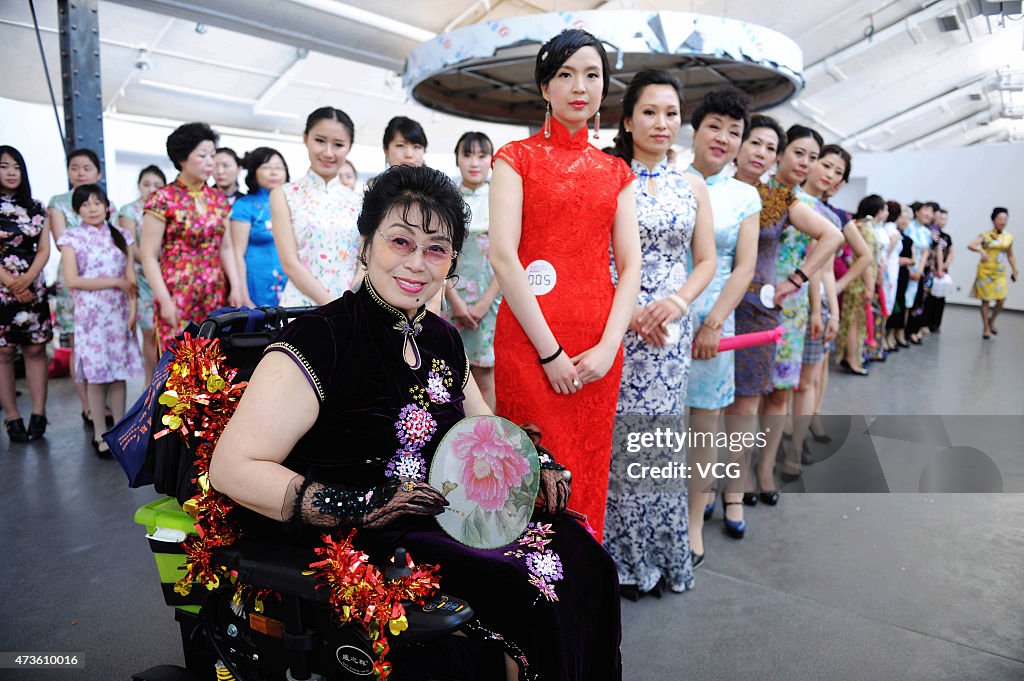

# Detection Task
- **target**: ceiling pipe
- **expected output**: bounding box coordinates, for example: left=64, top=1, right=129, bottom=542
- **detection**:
left=253, top=48, right=309, bottom=116
left=840, top=73, right=991, bottom=145
left=137, top=78, right=258, bottom=105
left=804, top=0, right=962, bottom=81
left=892, top=108, right=993, bottom=150
left=789, top=99, right=848, bottom=139
left=0, top=17, right=282, bottom=77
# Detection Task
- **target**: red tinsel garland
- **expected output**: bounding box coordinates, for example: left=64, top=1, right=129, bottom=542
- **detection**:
left=310, top=530, right=442, bottom=679
left=157, top=334, right=247, bottom=596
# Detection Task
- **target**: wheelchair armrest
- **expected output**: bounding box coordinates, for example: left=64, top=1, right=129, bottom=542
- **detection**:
left=213, top=539, right=323, bottom=602
left=211, top=540, right=476, bottom=640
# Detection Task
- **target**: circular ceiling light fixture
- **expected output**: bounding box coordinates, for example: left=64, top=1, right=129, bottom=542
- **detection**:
left=404, top=10, right=804, bottom=127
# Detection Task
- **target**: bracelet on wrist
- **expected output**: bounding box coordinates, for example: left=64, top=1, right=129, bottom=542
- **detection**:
left=794, top=267, right=809, bottom=283
left=666, top=294, right=689, bottom=315
left=539, top=345, right=564, bottom=365
left=788, top=275, right=804, bottom=289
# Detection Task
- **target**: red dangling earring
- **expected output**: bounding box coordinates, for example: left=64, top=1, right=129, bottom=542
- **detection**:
left=543, top=102, right=552, bottom=139
left=593, top=110, right=601, bottom=139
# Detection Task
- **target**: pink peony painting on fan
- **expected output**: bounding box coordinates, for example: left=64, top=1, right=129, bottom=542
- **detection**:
left=429, top=416, right=541, bottom=549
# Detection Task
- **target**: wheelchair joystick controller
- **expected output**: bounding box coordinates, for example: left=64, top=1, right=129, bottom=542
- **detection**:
left=384, top=547, right=413, bottom=581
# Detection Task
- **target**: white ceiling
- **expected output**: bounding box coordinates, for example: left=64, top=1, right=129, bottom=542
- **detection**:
left=2, top=0, right=1022, bottom=153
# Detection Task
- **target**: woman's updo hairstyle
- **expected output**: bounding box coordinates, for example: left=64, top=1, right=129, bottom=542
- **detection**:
left=748, top=114, right=787, bottom=155
left=534, top=29, right=611, bottom=99
left=303, top=106, right=355, bottom=143
left=886, top=200, right=902, bottom=223
left=454, top=131, right=493, bottom=158
left=991, top=207, right=1008, bottom=221
left=166, top=122, right=219, bottom=171
left=357, top=165, right=470, bottom=278
left=820, top=143, right=852, bottom=183
left=784, top=124, right=824, bottom=153
left=138, top=164, right=167, bottom=185
left=67, top=147, right=102, bottom=171
left=241, top=147, right=290, bottom=193
left=854, top=194, right=885, bottom=221
left=611, top=69, right=683, bottom=165
left=383, top=116, right=428, bottom=149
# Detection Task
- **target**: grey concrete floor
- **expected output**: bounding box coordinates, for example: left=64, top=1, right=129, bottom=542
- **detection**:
left=1, top=305, right=1022, bottom=680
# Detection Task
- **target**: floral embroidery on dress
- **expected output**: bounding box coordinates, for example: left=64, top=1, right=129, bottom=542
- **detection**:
left=385, top=449, right=428, bottom=480
left=395, top=403, right=437, bottom=450
left=386, top=359, right=454, bottom=481
left=504, top=522, right=563, bottom=603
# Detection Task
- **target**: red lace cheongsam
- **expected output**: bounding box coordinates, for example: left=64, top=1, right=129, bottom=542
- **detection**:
left=492, top=118, right=635, bottom=540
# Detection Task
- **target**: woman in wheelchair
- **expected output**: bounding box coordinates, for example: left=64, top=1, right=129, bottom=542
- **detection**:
left=209, top=165, right=621, bottom=681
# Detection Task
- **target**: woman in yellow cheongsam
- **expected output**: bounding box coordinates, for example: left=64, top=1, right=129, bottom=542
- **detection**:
left=968, top=207, right=1017, bottom=339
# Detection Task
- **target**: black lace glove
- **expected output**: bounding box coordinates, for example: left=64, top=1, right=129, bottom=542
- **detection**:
left=521, top=423, right=571, bottom=515
left=289, top=476, right=448, bottom=530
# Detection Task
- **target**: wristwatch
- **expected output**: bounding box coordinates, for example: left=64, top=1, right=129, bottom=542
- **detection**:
left=703, top=318, right=722, bottom=331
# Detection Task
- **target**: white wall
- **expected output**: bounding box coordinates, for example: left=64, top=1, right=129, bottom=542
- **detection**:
left=831, top=142, right=1023, bottom=311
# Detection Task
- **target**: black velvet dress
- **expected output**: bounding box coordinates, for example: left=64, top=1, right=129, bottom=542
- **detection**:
left=241, top=277, right=622, bottom=681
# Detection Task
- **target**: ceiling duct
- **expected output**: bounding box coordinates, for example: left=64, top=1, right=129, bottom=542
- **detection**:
left=403, top=10, right=803, bottom=127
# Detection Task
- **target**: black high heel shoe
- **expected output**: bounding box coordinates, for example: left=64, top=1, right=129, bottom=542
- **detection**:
left=92, top=438, right=112, bottom=458
left=27, top=414, right=47, bottom=440
left=809, top=424, right=832, bottom=443
left=840, top=359, right=869, bottom=376
left=619, top=585, right=640, bottom=602
left=742, top=492, right=759, bottom=506
left=6, top=418, right=29, bottom=443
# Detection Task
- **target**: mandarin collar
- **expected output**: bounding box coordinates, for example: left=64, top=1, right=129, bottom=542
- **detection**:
left=174, top=175, right=207, bottom=197
left=361, top=273, right=427, bottom=327
left=690, top=165, right=727, bottom=186
left=632, top=158, right=669, bottom=178
left=459, top=182, right=488, bottom=197
left=546, top=116, right=591, bottom=151
left=304, top=169, right=342, bottom=191
left=361, top=274, right=428, bottom=370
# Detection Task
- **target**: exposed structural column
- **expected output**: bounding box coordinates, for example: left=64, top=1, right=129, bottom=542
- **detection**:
left=58, top=0, right=105, bottom=173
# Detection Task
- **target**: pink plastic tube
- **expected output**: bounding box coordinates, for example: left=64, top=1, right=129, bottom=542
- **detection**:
left=865, top=303, right=876, bottom=348
left=710, top=325, right=784, bottom=352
